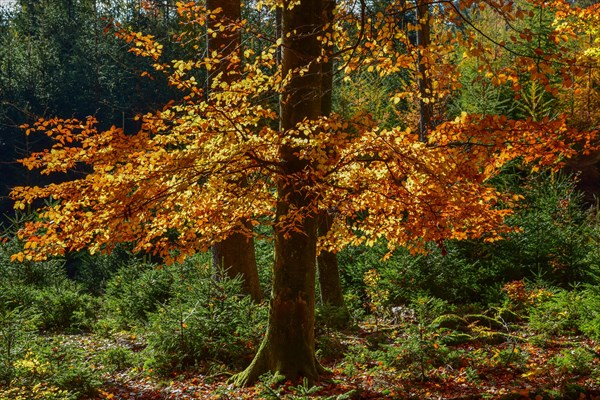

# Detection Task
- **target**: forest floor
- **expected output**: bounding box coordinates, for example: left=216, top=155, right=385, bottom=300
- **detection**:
left=88, top=321, right=600, bottom=400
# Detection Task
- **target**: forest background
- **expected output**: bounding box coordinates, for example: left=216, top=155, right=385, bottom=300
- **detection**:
left=0, top=0, right=600, bottom=398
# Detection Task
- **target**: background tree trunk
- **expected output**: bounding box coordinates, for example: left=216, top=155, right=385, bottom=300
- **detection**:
left=416, top=0, right=432, bottom=141
left=211, top=232, right=261, bottom=302
left=317, top=0, right=350, bottom=326
left=317, top=213, right=349, bottom=325
left=233, top=0, right=325, bottom=386
left=207, top=0, right=261, bottom=302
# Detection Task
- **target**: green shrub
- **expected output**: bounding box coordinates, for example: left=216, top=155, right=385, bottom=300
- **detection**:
left=316, top=303, right=352, bottom=331
left=524, top=284, right=600, bottom=341
left=254, top=235, right=274, bottom=296
left=2, top=281, right=97, bottom=333
left=316, top=332, right=347, bottom=362
left=97, top=345, right=138, bottom=372
left=577, top=288, right=600, bottom=340
left=549, top=347, right=595, bottom=376
left=0, top=384, right=74, bottom=400
left=489, top=345, right=530, bottom=370
left=0, top=282, right=38, bottom=314
left=0, top=241, right=98, bottom=333
left=68, top=245, right=138, bottom=295
left=385, top=296, right=452, bottom=380
left=102, top=261, right=175, bottom=329
left=379, top=336, right=452, bottom=381
left=143, top=264, right=267, bottom=374
left=527, top=288, right=584, bottom=336
left=0, top=307, right=37, bottom=384
left=0, top=237, right=67, bottom=289
left=7, top=337, right=101, bottom=400
left=32, top=282, right=97, bottom=333
left=342, top=295, right=453, bottom=381
left=498, top=172, right=598, bottom=286
left=337, top=172, right=600, bottom=308
left=0, top=230, right=101, bottom=333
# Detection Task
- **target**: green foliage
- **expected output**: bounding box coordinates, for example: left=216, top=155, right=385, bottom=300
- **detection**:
left=488, top=345, right=530, bottom=370
left=68, top=246, right=139, bottom=295
left=527, top=288, right=584, bottom=336
left=579, top=204, right=600, bottom=286
left=97, top=345, right=138, bottom=373
left=411, top=296, right=451, bottom=326
left=338, top=172, right=600, bottom=308
left=576, top=288, right=600, bottom=340
left=525, top=285, right=600, bottom=340
left=381, top=296, right=452, bottom=380
left=254, top=235, right=274, bottom=295
left=316, top=303, right=352, bottom=332
left=102, top=262, right=175, bottom=330
left=0, top=238, right=66, bottom=289
left=0, top=237, right=97, bottom=333
left=3, top=337, right=101, bottom=400
left=32, top=282, right=97, bottom=333
left=502, top=173, right=597, bottom=285
left=143, top=262, right=267, bottom=374
left=549, top=347, right=595, bottom=376
left=338, top=237, right=503, bottom=308
left=516, top=81, right=558, bottom=121
left=252, top=372, right=293, bottom=399
left=316, top=331, right=347, bottom=362
left=0, top=384, right=73, bottom=400
left=450, top=58, right=515, bottom=118
left=0, top=307, right=37, bottom=384
left=381, top=335, right=452, bottom=381
left=340, top=295, right=454, bottom=381
left=363, top=269, right=390, bottom=325
left=288, top=378, right=322, bottom=399
left=335, top=70, right=406, bottom=129
left=252, top=376, right=326, bottom=400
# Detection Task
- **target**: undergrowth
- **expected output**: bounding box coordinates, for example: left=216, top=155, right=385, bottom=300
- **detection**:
left=1, top=172, right=600, bottom=398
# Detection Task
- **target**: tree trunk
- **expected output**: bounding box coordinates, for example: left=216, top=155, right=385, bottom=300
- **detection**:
left=416, top=0, right=432, bottom=142
left=317, top=213, right=349, bottom=325
left=233, top=0, right=325, bottom=386
left=212, top=232, right=262, bottom=303
left=207, top=0, right=261, bottom=302
left=232, top=201, right=323, bottom=386
left=317, top=0, right=349, bottom=326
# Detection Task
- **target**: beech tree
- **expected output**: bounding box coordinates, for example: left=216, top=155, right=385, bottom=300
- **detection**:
left=10, top=0, right=598, bottom=386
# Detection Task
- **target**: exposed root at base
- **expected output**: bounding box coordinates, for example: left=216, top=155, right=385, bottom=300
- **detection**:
left=230, top=354, right=323, bottom=387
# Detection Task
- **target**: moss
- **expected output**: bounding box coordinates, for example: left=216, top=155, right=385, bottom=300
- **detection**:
left=490, top=307, right=521, bottom=324
left=430, top=314, right=469, bottom=331
left=464, top=314, right=505, bottom=330
left=440, top=332, right=473, bottom=345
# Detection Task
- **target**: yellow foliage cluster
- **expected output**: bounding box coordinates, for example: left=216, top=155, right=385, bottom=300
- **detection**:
left=9, top=0, right=598, bottom=263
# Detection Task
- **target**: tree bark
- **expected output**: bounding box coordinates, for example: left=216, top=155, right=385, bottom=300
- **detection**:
left=416, top=0, right=433, bottom=142
left=233, top=0, right=325, bottom=386
left=317, top=213, right=349, bottom=325
left=317, top=0, right=349, bottom=326
left=207, top=0, right=262, bottom=302
left=212, top=231, right=261, bottom=303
